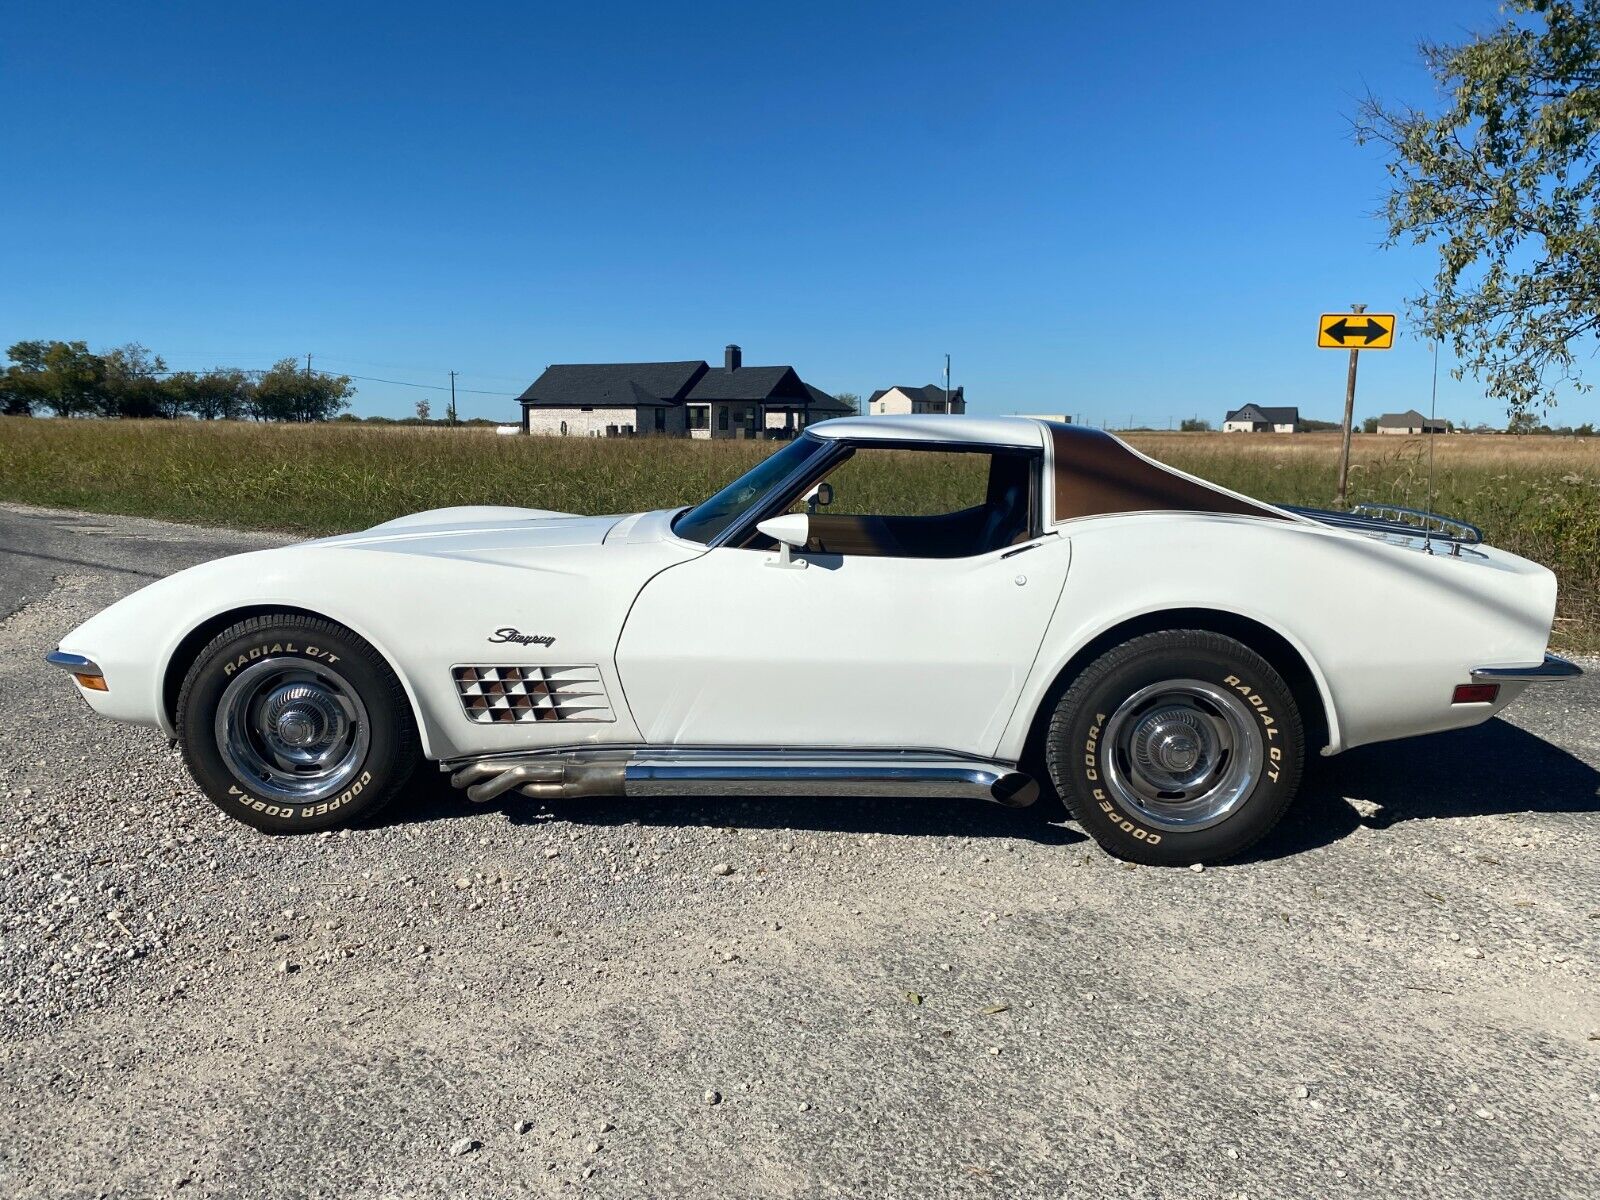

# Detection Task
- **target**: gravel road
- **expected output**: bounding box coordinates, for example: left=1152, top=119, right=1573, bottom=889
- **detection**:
left=1, top=501, right=1597, bottom=1199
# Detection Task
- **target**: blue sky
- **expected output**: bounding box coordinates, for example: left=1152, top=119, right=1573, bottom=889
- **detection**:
left=2, top=0, right=1571, bottom=428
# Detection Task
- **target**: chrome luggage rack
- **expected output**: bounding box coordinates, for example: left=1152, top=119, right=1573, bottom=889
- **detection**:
left=1282, top=504, right=1484, bottom=556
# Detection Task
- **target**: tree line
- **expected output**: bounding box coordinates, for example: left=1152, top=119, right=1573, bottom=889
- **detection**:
left=1, top=340, right=355, bottom=422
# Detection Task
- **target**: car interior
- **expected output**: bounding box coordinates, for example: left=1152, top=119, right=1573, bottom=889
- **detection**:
left=738, top=445, right=1039, bottom=559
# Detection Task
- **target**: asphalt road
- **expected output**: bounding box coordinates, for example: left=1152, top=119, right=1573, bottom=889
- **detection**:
left=1, top=501, right=1597, bottom=1199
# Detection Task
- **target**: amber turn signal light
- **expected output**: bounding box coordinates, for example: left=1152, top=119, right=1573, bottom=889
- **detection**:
left=74, top=673, right=108, bottom=692
left=1451, top=683, right=1499, bottom=705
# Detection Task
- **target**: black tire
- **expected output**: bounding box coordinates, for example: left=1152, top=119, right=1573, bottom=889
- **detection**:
left=175, top=614, right=420, bottom=833
left=1044, top=630, right=1303, bottom=865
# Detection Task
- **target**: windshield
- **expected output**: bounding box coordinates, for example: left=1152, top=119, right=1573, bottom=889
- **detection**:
left=672, top=434, right=830, bottom=544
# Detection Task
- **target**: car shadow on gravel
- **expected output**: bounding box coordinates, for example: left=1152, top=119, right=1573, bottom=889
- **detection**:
left=379, top=769, right=1087, bottom=845
left=378, top=718, right=1595, bottom=857
left=1245, top=717, right=1600, bottom=861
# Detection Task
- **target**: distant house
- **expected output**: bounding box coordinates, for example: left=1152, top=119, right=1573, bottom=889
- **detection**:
left=868, top=384, right=966, bottom=415
left=516, top=345, right=852, bottom=438
left=1376, top=409, right=1448, bottom=435
left=1222, top=404, right=1299, bottom=433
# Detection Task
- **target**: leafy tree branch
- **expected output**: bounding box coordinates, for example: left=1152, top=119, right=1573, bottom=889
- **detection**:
left=1356, top=0, right=1600, bottom=414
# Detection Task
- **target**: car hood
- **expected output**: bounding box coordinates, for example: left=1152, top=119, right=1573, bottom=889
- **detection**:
left=300, top=505, right=686, bottom=565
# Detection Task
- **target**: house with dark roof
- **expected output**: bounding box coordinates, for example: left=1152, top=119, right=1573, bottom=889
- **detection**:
left=1222, top=404, right=1300, bottom=433
left=1376, top=409, right=1448, bottom=435
left=516, top=345, right=853, bottom=438
left=867, top=384, right=965, bottom=416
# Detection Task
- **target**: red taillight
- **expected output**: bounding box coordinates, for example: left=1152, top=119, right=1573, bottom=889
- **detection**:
left=1452, top=683, right=1499, bottom=705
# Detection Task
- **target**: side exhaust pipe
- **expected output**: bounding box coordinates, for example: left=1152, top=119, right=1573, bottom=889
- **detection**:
left=449, top=749, right=1038, bottom=809
left=450, top=756, right=626, bottom=804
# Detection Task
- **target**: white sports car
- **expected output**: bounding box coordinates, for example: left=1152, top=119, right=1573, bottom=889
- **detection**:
left=47, top=415, right=1579, bottom=864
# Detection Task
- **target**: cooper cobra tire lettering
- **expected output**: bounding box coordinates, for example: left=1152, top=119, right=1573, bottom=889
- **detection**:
left=1080, top=711, right=1164, bottom=842
left=225, top=771, right=372, bottom=819
left=1083, top=714, right=1104, bottom=781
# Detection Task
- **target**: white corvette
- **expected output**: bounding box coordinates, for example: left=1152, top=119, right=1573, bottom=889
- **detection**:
left=47, top=415, right=1579, bottom=864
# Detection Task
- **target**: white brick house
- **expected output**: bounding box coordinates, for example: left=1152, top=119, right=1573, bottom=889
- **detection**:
left=516, top=346, right=852, bottom=438
left=1222, top=404, right=1299, bottom=433
left=1376, top=409, right=1448, bottom=435
left=523, top=404, right=686, bottom=438
left=867, top=384, right=965, bottom=415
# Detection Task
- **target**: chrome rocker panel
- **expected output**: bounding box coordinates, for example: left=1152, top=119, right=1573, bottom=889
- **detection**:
left=1470, top=653, right=1584, bottom=683
left=447, top=747, right=1040, bottom=809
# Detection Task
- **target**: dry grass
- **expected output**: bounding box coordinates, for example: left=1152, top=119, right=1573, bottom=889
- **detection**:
left=3, top=419, right=1596, bottom=647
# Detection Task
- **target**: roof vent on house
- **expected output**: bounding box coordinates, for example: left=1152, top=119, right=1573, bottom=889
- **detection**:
left=725, top=344, right=741, bottom=371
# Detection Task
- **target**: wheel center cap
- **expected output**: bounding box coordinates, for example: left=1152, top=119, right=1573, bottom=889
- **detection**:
left=275, top=707, right=321, bottom=747
left=1158, top=733, right=1199, bottom=772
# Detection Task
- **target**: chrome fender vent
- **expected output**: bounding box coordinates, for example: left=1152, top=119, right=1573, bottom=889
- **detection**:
left=452, top=665, right=614, bottom=724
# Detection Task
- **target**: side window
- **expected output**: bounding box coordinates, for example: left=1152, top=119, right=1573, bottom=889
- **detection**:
left=799, top=448, right=987, bottom=517
left=768, top=446, right=1036, bottom=559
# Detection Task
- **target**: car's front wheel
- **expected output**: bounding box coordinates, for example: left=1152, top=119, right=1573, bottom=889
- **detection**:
left=1045, top=630, right=1303, bottom=865
left=176, top=614, right=419, bottom=833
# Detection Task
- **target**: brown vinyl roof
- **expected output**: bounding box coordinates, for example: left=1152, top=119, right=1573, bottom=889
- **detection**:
left=1047, top=423, right=1286, bottom=523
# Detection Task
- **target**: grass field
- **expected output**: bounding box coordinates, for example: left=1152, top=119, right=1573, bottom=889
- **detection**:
left=3, top=417, right=1596, bottom=647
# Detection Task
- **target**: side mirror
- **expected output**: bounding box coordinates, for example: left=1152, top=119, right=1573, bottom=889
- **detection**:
left=805, top=481, right=834, bottom=512
left=756, top=513, right=809, bottom=569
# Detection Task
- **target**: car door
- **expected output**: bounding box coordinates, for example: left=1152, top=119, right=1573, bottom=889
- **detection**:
left=614, top=444, right=1071, bottom=758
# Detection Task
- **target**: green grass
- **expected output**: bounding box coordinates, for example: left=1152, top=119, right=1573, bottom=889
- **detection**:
left=3, top=418, right=1596, bottom=648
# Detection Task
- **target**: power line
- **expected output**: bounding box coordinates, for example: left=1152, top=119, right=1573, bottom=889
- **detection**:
left=142, top=365, right=520, bottom=397
left=336, top=371, right=518, bottom=397
left=310, top=355, right=532, bottom=384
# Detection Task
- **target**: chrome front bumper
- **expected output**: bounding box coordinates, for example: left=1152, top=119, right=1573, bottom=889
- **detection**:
left=1470, top=653, right=1584, bottom=683
left=45, top=650, right=103, bottom=678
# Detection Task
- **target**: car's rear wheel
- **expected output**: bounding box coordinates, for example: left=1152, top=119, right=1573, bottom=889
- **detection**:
left=176, top=614, right=419, bottom=832
left=1044, top=630, right=1303, bottom=865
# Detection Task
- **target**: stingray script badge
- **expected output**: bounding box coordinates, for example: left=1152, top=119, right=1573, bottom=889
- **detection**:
left=488, top=627, right=556, bottom=648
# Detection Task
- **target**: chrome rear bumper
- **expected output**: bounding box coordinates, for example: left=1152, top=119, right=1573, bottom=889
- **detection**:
left=448, top=747, right=1039, bottom=809
left=1470, top=653, right=1583, bottom=683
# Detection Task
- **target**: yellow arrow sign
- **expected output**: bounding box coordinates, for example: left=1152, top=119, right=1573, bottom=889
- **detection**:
left=1318, top=313, right=1395, bottom=349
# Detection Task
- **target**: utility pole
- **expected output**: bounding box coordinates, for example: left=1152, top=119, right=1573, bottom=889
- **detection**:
left=1334, top=302, right=1365, bottom=508
left=448, top=371, right=459, bottom=426
left=944, top=354, right=951, bottom=409
left=305, top=353, right=312, bottom=378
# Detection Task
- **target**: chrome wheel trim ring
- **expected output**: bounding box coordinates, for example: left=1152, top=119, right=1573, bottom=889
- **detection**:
left=1101, top=678, right=1263, bottom=833
left=213, top=658, right=370, bottom=804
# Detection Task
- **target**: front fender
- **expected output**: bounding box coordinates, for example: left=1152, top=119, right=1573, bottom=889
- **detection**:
left=54, top=549, right=437, bottom=752
left=56, top=534, right=700, bottom=761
